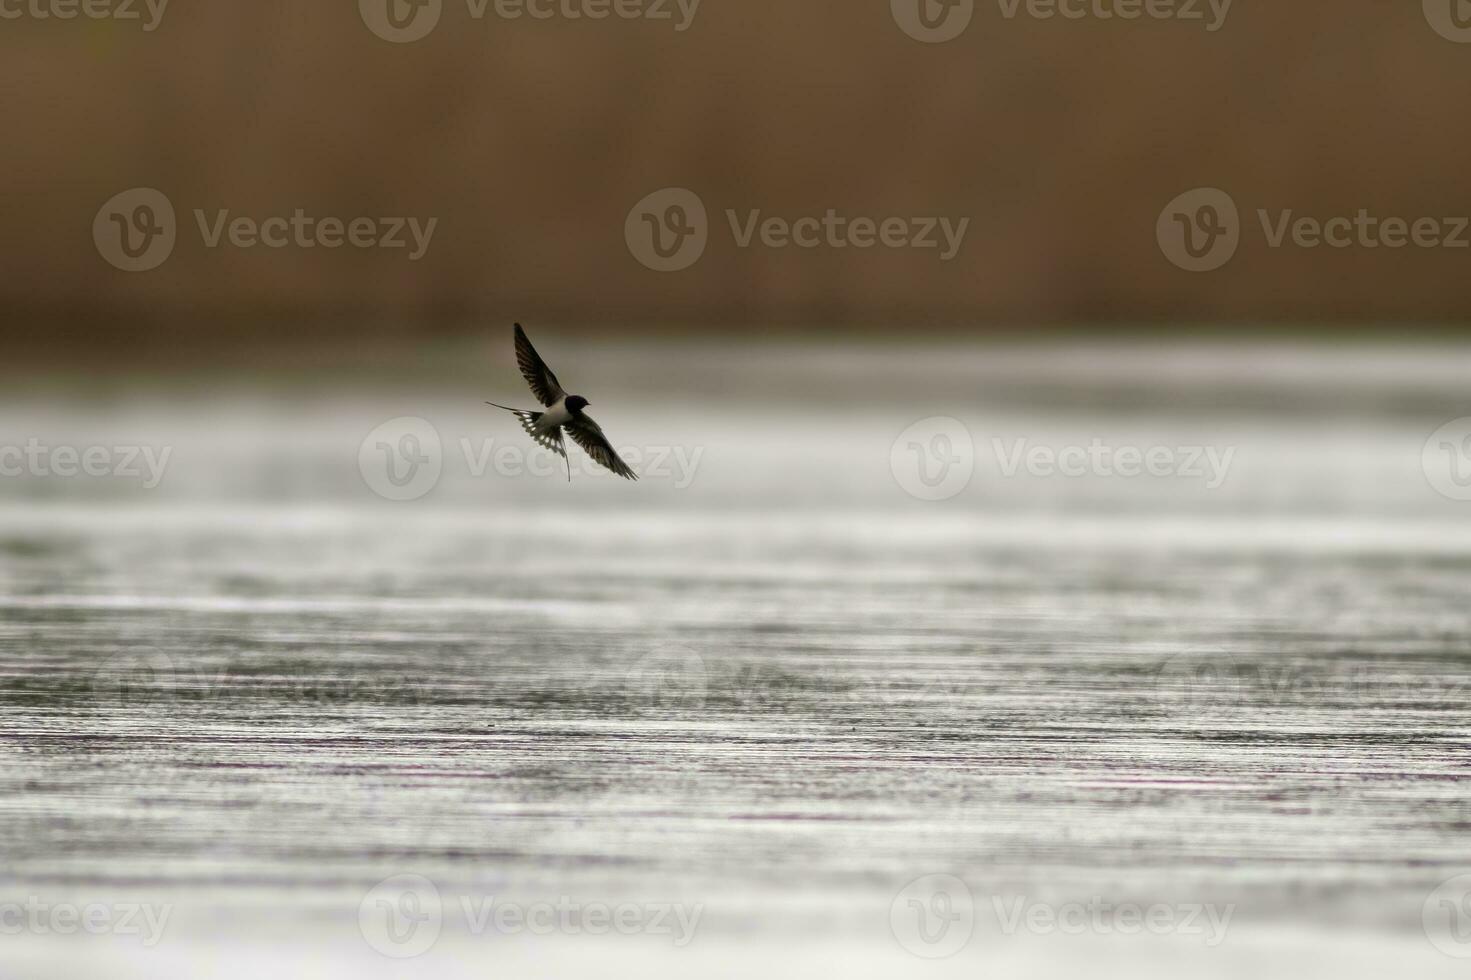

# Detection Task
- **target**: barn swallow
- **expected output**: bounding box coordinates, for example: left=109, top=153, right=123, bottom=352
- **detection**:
left=487, top=324, right=639, bottom=482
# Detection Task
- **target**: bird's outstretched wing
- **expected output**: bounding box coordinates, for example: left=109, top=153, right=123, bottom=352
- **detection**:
left=514, top=323, right=566, bottom=407
left=567, top=416, right=639, bottom=481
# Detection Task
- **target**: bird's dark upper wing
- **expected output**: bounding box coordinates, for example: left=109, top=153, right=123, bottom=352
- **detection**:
left=514, top=323, right=566, bottom=407
left=566, top=416, right=638, bottom=481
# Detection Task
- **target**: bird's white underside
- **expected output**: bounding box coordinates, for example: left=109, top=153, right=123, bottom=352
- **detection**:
left=536, top=400, right=574, bottom=431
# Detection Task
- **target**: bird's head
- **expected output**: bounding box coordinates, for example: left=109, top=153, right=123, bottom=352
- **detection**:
left=566, top=395, right=590, bottom=414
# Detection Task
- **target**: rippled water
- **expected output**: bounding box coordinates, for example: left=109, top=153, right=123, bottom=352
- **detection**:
left=4, top=341, right=1471, bottom=977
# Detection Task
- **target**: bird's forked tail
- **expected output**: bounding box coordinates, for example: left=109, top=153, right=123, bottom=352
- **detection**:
left=485, top=402, right=571, bottom=481
left=486, top=402, right=539, bottom=426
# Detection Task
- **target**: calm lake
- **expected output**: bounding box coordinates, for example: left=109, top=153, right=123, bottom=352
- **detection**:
left=3, top=339, right=1471, bottom=978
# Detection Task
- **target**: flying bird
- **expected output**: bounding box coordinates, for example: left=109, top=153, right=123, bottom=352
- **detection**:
left=487, top=324, right=639, bottom=482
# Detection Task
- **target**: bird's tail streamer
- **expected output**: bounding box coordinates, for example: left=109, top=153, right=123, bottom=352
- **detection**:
left=485, top=402, right=571, bottom=482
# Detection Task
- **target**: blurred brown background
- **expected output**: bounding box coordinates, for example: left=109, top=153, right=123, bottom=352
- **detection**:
left=5, top=1, right=1471, bottom=346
